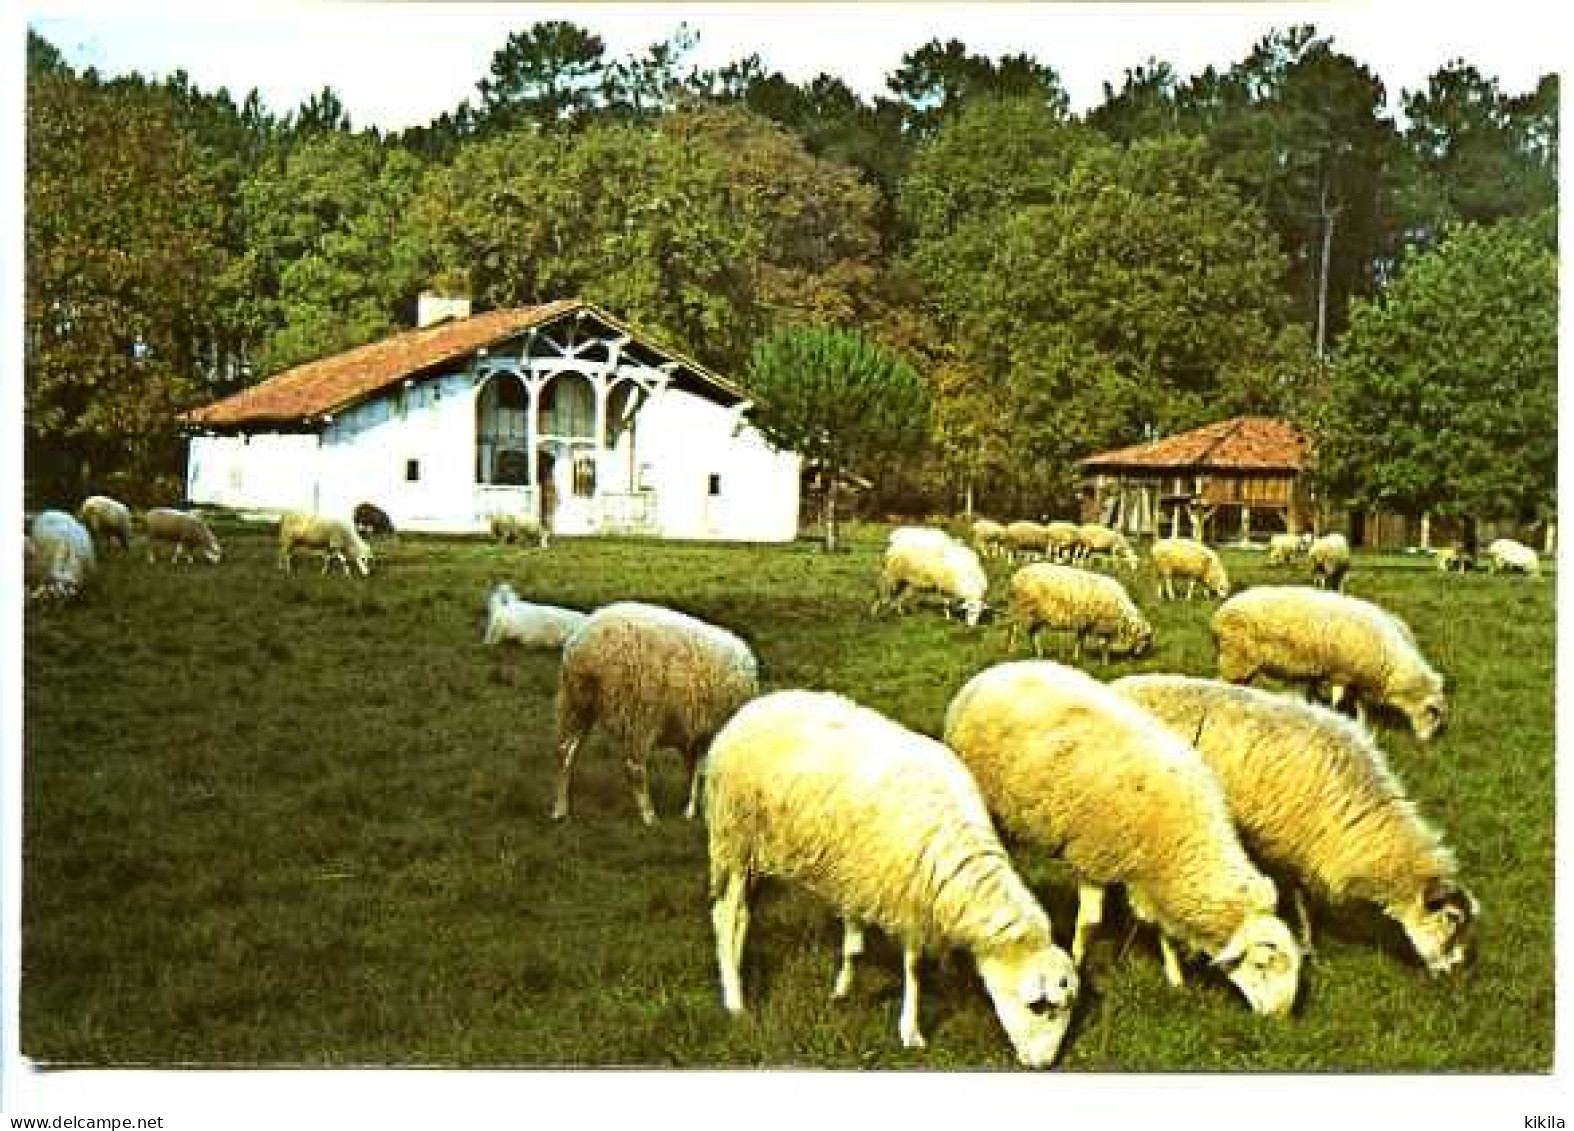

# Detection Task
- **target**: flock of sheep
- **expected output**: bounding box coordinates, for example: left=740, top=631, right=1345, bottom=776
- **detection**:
left=22, top=496, right=376, bottom=601
left=472, top=513, right=1514, bottom=1067
left=26, top=494, right=1535, bottom=1067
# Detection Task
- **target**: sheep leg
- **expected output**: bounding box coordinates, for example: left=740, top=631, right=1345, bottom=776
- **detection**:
left=1292, top=887, right=1317, bottom=957
left=898, top=944, right=927, bottom=1049
left=550, top=730, right=585, bottom=821
left=832, top=919, right=865, bottom=1000
left=625, top=740, right=658, bottom=826
left=1158, top=935, right=1186, bottom=987
left=1071, top=883, right=1105, bottom=966
left=681, top=745, right=705, bottom=820
left=711, top=870, right=751, bottom=1014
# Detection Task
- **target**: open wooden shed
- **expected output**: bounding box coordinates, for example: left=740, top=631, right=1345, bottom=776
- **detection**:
left=1077, top=416, right=1314, bottom=542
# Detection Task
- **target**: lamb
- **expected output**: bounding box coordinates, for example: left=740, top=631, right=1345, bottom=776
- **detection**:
left=1075, top=523, right=1140, bottom=571
left=144, top=508, right=222, bottom=565
left=1111, top=673, right=1478, bottom=974
left=77, top=495, right=132, bottom=553
left=1005, top=562, right=1151, bottom=664
left=278, top=512, right=372, bottom=576
left=1150, top=537, right=1231, bottom=600
left=1266, top=532, right=1312, bottom=566
left=872, top=539, right=989, bottom=626
left=705, top=689, right=1079, bottom=1066
left=971, top=518, right=1008, bottom=560
left=26, top=510, right=96, bottom=600
left=1307, top=532, right=1351, bottom=591
left=943, top=661, right=1302, bottom=1017
left=1003, top=520, right=1050, bottom=561
left=1212, top=586, right=1446, bottom=741
left=1484, top=537, right=1540, bottom=578
left=490, top=511, right=550, bottom=548
left=482, top=583, right=588, bottom=648
left=1433, top=545, right=1475, bottom=573
left=553, top=601, right=758, bottom=825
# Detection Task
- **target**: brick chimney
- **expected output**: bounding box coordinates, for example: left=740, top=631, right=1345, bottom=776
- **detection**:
left=418, top=291, right=472, bottom=328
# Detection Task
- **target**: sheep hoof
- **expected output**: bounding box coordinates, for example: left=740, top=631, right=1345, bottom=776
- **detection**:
left=549, top=804, right=568, bottom=821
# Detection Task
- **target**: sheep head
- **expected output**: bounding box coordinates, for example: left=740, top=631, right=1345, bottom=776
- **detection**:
left=974, top=941, right=1079, bottom=1068
left=1213, top=912, right=1302, bottom=1019
left=1396, top=877, right=1477, bottom=975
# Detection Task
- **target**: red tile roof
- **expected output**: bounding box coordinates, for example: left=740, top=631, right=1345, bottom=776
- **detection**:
left=183, top=300, right=741, bottom=429
left=1078, top=416, right=1310, bottom=472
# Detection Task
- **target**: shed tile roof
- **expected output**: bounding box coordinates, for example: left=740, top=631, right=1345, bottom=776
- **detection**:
left=183, top=299, right=740, bottom=429
left=1078, top=416, right=1310, bottom=472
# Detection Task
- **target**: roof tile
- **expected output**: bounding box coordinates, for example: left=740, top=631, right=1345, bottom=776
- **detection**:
left=1079, top=416, right=1310, bottom=472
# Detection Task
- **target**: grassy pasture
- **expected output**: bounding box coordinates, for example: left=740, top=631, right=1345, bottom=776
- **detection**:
left=20, top=520, right=1554, bottom=1070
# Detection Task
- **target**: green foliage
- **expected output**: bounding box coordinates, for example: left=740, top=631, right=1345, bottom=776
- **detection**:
left=25, top=62, right=229, bottom=498
left=476, top=20, right=609, bottom=132
left=239, top=132, right=432, bottom=373
left=1315, top=215, right=1557, bottom=522
left=20, top=528, right=1555, bottom=1070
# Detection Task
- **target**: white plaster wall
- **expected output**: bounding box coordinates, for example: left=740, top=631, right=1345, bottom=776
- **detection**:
left=187, top=433, right=320, bottom=513
left=633, top=388, right=800, bottom=543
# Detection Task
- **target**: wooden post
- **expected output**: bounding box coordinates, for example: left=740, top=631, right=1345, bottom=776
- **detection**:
left=1240, top=506, right=1252, bottom=542
left=1419, top=512, right=1431, bottom=551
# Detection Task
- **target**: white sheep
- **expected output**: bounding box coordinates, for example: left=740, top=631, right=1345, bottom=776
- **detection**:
left=1212, top=585, right=1447, bottom=742
left=1075, top=523, right=1140, bottom=571
left=1307, top=532, right=1350, bottom=590
left=1484, top=537, right=1540, bottom=578
left=1266, top=532, right=1312, bottom=566
left=1005, top=562, right=1151, bottom=664
left=1044, top=521, right=1082, bottom=563
left=278, top=512, right=372, bottom=576
left=26, top=510, right=96, bottom=600
left=705, top=689, right=1079, bottom=1066
left=490, top=511, right=550, bottom=548
left=971, top=518, right=1008, bottom=560
left=1150, top=537, right=1231, bottom=600
left=553, top=601, right=758, bottom=825
left=943, top=661, right=1302, bottom=1016
left=1112, top=673, right=1478, bottom=974
left=144, top=508, right=222, bottom=565
left=872, top=539, right=989, bottom=626
left=1003, top=520, right=1050, bottom=561
left=77, top=495, right=132, bottom=553
left=481, top=583, right=588, bottom=648
left=888, top=525, right=954, bottom=551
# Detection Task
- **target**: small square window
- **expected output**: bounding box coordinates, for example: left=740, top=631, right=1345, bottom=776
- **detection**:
left=708, top=474, right=722, bottom=497
left=405, top=459, right=421, bottom=482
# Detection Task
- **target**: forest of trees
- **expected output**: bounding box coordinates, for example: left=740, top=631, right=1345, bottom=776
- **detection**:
left=23, top=21, right=1558, bottom=528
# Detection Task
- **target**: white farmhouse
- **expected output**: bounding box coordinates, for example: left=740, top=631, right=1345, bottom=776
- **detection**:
left=182, top=299, right=801, bottom=542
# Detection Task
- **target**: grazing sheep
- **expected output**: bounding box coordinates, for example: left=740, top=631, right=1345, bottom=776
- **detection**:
left=1006, top=562, right=1151, bottom=664
left=1307, top=533, right=1351, bottom=591
left=1112, top=674, right=1478, bottom=974
left=872, top=539, right=989, bottom=626
left=971, top=518, right=1008, bottom=560
left=489, top=511, right=550, bottom=548
left=705, top=690, right=1079, bottom=1066
left=1433, top=545, right=1476, bottom=573
left=1266, top=532, right=1312, bottom=567
left=1075, top=523, right=1139, bottom=572
left=1003, top=520, right=1050, bottom=561
left=888, top=525, right=954, bottom=551
left=1150, top=537, right=1231, bottom=600
left=26, top=511, right=96, bottom=600
left=144, top=508, right=223, bottom=565
left=553, top=601, right=758, bottom=825
left=353, top=502, right=397, bottom=540
left=944, top=661, right=1302, bottom=1017
left=1484, top=538, right=1540, bottom=578
left=482, top=583, right=588, bottom=648
left=77, top=495, right=132, bottom=553
left=1212, top=586, right=1446, bottom=742
left=1044, top=521, right=1082, bottom=563
left=278, top=512, right=372, bottom=576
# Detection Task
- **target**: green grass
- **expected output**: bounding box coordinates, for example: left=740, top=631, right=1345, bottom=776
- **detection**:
left=20, top=521, right=1555, bottom=1070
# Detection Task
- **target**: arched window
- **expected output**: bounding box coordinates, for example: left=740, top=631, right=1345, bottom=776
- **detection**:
left=476, top=373, right=530, bottom=485
left=538, top=373, right=595, bottom=440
